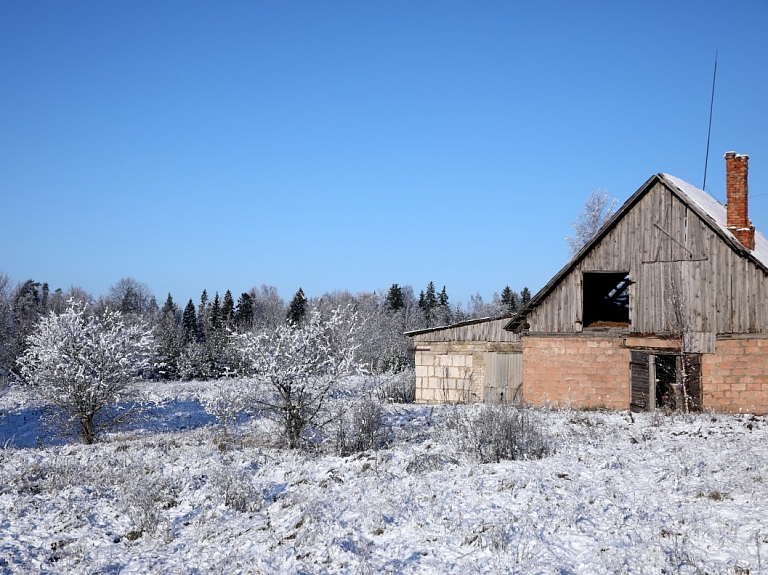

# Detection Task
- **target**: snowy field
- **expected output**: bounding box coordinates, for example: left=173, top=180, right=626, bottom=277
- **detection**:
left=0, top=379, right=766, bottom=574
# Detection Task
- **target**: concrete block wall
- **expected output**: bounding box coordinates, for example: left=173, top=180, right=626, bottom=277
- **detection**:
left=415, top=349, right=478, bottom=403
left=702, top=338, right=768, bottom=413
left=522, top=335, right=630, bottom=408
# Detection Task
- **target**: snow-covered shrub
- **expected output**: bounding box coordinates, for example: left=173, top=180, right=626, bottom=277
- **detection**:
left=16, top=301, right=153, bottom=444
left=447, top=404, right=552, bottom=462
left=198, top=379, right=252, bottom=433
left=213, top=465, right=261, bottom=513
left=120, top=474, right=178, bottom=539
left=374, top=368, right=415, bottom=404
left=334, top=395, right=388, bottom=456
left=230, top=306, right=360, bottom=449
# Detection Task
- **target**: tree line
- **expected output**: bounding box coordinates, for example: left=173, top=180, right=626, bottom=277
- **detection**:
left=0, top=273, right=531, bottom=383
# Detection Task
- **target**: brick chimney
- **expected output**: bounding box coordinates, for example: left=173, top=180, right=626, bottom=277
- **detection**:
left=725, top=151, right=755, bottom=250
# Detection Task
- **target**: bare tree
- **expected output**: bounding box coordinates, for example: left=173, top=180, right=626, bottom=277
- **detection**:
left=108, top=277, right=155, bottom=316
left=16, top=301, right=154, bottom=444
left=566, top=189, right=619, bottom=257
left=666, top=270, right=695, bottom=413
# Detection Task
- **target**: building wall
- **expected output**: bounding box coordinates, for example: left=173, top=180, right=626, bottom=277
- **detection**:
left=414, top=340, right=522, bottom=404
left=702, top=337, right=768, bottom=414
left=522, top=335, right=630, bottom=409
left=412, top=318, right=522, bottom=404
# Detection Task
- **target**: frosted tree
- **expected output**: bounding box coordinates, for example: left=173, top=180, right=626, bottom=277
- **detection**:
left=566, top=189, right=618, bottom=256
left=16, top=301, right=154, bottom=444
left=231, top=305, right=360, bottom=448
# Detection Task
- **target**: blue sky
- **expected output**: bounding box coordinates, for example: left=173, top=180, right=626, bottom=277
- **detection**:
left=2, top=1, right=767, bottom=307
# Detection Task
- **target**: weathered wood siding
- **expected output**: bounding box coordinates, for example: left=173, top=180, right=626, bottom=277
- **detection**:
left=526, top=181, right=768, bottom=336
left=412, top=318, right=521, bottom=343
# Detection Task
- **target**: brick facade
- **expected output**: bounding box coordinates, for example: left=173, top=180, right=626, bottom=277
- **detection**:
left=702, top=338, right=768, bottom=413
left=522, top=335, right=630, bottom=409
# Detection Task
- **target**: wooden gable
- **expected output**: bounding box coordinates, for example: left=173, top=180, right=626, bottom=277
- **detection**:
left=508, top=175, right=768, bottom=337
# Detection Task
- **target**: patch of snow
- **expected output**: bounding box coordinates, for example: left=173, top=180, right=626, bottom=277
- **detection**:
left=1, top=381, right=767, bottom=573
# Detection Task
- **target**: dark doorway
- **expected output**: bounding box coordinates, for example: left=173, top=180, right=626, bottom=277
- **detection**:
left=655, top=355, right=677, bottom=409
left=630, top=352, right=702, bottom=413
left=583, top=272, right=630, bottom=327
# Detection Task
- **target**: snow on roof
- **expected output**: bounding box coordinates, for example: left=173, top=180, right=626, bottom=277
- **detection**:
left=661, top=173, right=768, bottom=269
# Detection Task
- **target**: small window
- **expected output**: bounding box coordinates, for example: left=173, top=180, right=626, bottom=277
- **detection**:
left=583, top=272, right=630, bottom=328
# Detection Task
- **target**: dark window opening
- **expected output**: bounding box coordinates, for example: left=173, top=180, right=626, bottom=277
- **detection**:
left=583, top=272, right=630, bottom=328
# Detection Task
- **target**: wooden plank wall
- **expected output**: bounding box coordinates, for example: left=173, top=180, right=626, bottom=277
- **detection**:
left=412, top=318, right=521, bottom=343
left=527, top=182, right=768, bottom=335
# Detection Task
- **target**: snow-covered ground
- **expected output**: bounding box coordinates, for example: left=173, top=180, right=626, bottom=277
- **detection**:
left=0, top=379, right=766, bottom=574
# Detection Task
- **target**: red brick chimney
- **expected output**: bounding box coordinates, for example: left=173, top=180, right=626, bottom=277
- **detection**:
left=725, top=151, right=755, bottom=250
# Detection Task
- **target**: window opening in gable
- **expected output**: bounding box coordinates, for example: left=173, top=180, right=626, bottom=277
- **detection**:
left=582, top=272, right=630, bottom=328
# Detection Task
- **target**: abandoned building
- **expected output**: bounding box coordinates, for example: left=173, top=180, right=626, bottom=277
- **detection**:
left=410, top=152, right=768, bottom=413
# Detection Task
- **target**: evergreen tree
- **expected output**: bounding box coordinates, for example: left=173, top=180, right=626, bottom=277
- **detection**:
left=235, top=292, right=254, bottom=330
left=500, top=286, right=519, bottom=314
left=385, top=284, right=405, bottom=313
left=286, top=287, right=307, bottom=326
left=438, top=286, right=449, bottom=308
left=41, top=283, right=49, bottom=312
left=182, top=299, right=198, bottom=343
left=210, top=292, right=222, bottom=332
left=222, top=290, right=235, bottom=328
left=422, top=282, right=439, bottom=326
left=520, top=287, right=532, bottom=307
left=161, top=293, right=177, bottom=316
left=198, top=290, right=210, bottom=340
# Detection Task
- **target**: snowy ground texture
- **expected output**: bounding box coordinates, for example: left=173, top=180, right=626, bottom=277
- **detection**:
left=1, top=379, right=767, bottom=574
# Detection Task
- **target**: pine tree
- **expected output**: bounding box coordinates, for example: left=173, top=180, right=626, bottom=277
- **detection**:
left=161, top=293, right=177, bottom=316
left=235, top=292, right=254, bottom=330
left=385, top=284, right=405, bottom=312
left=520, top=287, right=532, bottom=307
left=286, top=287, right=307, bottom=326
left=182, top=299, right=198, bottom=343
left=222, top=290, right=235, bottom=328
left=438, top=286, right=449, bottom=308
left=210, top=292, right=221, bottom=332
left=501, top=286, right=519, bottom=314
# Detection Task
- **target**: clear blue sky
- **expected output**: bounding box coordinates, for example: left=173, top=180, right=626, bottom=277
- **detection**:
left=2, top=1, right=767, bottom=307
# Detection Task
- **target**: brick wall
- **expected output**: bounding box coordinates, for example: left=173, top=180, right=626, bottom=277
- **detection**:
left=522, top=335, right=630, bottom=408
left=702, top=338, right=768, bottom=413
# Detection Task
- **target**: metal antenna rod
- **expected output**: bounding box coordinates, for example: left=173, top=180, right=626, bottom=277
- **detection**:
left=703, top=51, right=718, bottom=191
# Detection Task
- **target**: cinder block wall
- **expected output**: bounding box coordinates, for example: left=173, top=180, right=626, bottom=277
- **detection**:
left=522, top=335, right=630, bottom=408
left=415, top=347, right=479, bottom=403
left=702, top=338, right=768, bottom=414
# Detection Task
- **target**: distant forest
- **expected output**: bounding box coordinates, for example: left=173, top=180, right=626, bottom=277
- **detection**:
left=0, top=273, right=530, bottom=381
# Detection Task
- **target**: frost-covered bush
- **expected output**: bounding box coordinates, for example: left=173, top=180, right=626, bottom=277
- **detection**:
left=213, top=465, right=261, bottom=513
left=334, top=395, right=388, bottom=456
left=16, top=301, right=153, bottom=444
left=231, top=306, right=360, bottom=449
left=374, top=368, right=415, bottom=404
left=198, top=379, right=252, bottom=433
left=447, top=404, right=552, bottom=462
